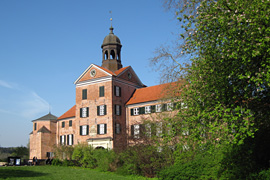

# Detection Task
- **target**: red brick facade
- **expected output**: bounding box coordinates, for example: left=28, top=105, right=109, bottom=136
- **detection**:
left=29, top=27, right=179, bottom=159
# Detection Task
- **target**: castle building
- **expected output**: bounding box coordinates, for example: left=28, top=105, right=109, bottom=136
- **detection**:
left=29, top=26, right=178, bottom=159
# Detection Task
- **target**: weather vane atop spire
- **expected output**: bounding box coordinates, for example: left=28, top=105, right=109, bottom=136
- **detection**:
left=109, top=11, right=113, bottom=27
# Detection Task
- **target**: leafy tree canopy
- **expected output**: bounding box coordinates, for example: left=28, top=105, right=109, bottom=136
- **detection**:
left=155, top=0, right=270, bottom=146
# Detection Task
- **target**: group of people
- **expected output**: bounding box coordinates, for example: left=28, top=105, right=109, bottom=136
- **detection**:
left=32, top=156, right=38, bottom=165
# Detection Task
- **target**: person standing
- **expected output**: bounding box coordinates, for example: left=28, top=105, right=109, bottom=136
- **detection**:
left=32, top=156, right=36, bottom=166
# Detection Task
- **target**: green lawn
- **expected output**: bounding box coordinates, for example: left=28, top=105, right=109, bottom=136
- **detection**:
left=0, top=166, right=156, bottom=180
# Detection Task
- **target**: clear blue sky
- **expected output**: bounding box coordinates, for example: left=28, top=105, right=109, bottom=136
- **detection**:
left=0, top=0, right=179, bottom=147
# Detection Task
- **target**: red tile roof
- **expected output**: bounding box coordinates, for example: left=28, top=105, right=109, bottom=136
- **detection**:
left=115, top=66, right=130, bottom=76
left=58, top=105, right=76, bottom=120
left=126, top=82, right=181, bottom=105
left=94, top=65, right=116, bottom=76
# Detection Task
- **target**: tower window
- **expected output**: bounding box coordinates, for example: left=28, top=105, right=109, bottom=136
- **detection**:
left=99, top=86, right=105, bottom=97
left=97, top=105, right=107, bottom=116
left=117, top=51, right=120, bottom=60
left=104, top=50, right=108, bottom=60
left=80, top=107, right=89, bottom=118
left=82, top=89, right=87, bottom=100
left=114, top=86, right=121, bottom=97
left=110, top=50, right=115, bottom=59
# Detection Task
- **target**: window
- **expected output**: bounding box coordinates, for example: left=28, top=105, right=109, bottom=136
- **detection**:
left=80, top=125, right=89, bottom=136
left=34, top=123, right=37, bottom=130
left=82, top=89, right=87, bottom=100
left=97, top=124, right=107, bottom=135
left=145, top=124, right=152, bottom=137
left=182, top=125, right=189, bottom=136
left=69, top=120, right=72, bottom=127
left=67, top=134, right=74, bottom=145
left=145, top=106, right=151, bottom=114
left=97, top=105, right=107, bottom=116
left=99, top=86, right=104, bottom=97
left=115, top=105, right=121, bottom=116
left=80, top=107, right=89, bottom=118
left=46, top=152, right=54, bottom=158
left=62, top=122, right=65, bottom=128
left=114, top=86, right=121, bottom=97
left=167, top=103, right=173, bottom=111
left=131, top=124, right=140, bottom=138
left=60, top=135, right=66, bottom=145
left=156, top=122, right=163, bottom=137
left=156, top=104, right=162, bottom=112
left=115, top=123, right=121, bottom=134
left=181, top=102, right=187, bottom=109
left=131, top=107, right=139, bottom=116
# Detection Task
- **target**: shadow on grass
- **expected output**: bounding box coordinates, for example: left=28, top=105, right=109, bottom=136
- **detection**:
left=0, top=168, right=47, bottom=179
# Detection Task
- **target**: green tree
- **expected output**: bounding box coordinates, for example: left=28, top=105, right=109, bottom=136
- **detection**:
left=152, top=0, right=270, bottom=178
left=155, top=0, right=270, bottom=146
left=11, top=146, right=29, bottom=160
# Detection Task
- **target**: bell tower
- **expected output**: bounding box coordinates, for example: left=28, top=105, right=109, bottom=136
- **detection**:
left=101, top=26, right=123, bottom=72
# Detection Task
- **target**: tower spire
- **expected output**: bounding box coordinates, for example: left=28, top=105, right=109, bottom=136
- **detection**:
left=101, top=12, right=123, bottom=72
left=109, top=11, right=113, bottom=27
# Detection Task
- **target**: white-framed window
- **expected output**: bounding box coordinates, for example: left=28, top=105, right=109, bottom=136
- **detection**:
left=183, top=144, right=190, bottom=151
left=167, top=103, right=173, bottom=111
left=82, top=125, right=87, bottom=135
left=67, top=134, right=73, bottom=145
left=80, top=107, right=89, bottom=118
left=97, top=124, right=107, bottom=134
left=47, top=152, right=54, bottom=158
left=80, top=125, right=88, bottom=136
left=181, top=102, right=187, bottom=109
left=156, top=122, right=163, bottom=137
left=60, top=135, right=66, bottom=145
left=97, top=105, right=107, bottom=116
left=115, top=123, right=121, bottom=134
left=145, top=124, right=151, bottom=137
left=115, top=105, right=121, bottom=116
left=182, top=126, right=189, bottom=136
left=134, top=107, right=139, bottom=115
left=100, top=105, right=104, bottom=115
left=145, top=106, right=151, bottom=114
left=133, top=124, right=140, bottom=138
left=156, top=104, right=162, bottom=112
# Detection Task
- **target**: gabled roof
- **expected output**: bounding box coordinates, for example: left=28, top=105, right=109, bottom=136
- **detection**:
left=126, top=82, right=181, bottom=105
left=32, top=113, right=58, bottom=122
left=37, top=126, right=51, bottom=133
left=95, top=64, right=115, bottom=76
left=58, top=105, right=76, bottom=120
left=115, top=66, right=144, bottom=87
left=74, top=64, right=115, bottom=84
left=114, top=66, right=130, bottom=76
left=74, top=64, right=144, bottom=86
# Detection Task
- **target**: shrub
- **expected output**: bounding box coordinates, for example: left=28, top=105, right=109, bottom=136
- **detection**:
left=51, top=158, right=62, bottom=166
left=116, top=144, right=173, bottom=177
left=72, top=143, right=96, bottom=168
left=92, top=149, right=117, bottom=172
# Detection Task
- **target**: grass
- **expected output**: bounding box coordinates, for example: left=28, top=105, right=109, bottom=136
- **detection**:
left=0, top=166, right=156, bottom=180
